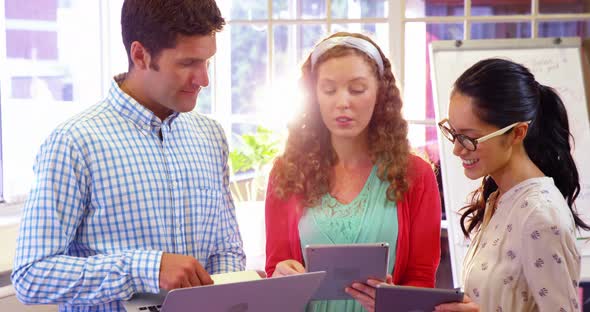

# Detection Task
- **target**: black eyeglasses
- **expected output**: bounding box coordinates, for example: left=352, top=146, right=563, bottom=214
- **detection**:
left=437, top=118, right=530, bottom=152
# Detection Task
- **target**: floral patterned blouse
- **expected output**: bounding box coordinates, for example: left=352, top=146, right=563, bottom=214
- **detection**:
left=463, top=177, right=581, bottom=312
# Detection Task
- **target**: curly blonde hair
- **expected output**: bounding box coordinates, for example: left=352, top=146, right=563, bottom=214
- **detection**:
left=272, top=32, right=410, bottom=207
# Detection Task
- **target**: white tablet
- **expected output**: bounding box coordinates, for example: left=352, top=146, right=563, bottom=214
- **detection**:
left=304, top=242, right=389, bottom=300
left=375, top=284, right=464, bottom=312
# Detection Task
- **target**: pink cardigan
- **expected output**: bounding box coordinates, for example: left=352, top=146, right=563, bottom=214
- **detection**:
left=265, top=155, right=442, bottom=287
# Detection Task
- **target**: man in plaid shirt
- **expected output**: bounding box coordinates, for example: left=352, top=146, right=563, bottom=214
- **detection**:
left=11, top=1, right=246, bottom=311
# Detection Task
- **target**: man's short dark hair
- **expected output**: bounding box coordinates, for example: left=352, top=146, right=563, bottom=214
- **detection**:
left=121, top=0, right=225, bottom=69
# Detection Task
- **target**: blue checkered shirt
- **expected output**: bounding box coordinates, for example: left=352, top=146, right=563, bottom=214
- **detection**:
left=11, top=75, right=246, bottom=311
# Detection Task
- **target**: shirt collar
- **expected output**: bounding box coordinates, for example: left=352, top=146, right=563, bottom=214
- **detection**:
left=108, top=73, right=180, bottom=132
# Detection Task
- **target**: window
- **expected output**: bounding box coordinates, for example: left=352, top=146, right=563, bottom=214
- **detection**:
left=0, top=0, right=103, bottom=201
left=1, top=0, right=589, bottom=286
left=0, top=0, right=394, bottom=202
left=1, top=0, right=590, bottom=204
left=217, top=0, right=390, bottom=150
left=402, top=0, right=590, bottom=175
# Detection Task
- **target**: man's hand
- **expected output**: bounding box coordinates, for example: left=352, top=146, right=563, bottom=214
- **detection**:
left=271, top=260, right=305, bottom=277
left=159, top=253, right=213, bottom=290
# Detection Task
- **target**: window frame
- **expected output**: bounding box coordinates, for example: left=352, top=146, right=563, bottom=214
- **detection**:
left=0, top=0, right=104, bottom=202
left=1, top=0, right=590, bottom=202
left=0, top=1, right=7, bottom=202
left=216, top=1, right=393, bottom=145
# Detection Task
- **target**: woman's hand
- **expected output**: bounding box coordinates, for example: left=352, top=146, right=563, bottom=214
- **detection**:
left=345, top=274, right=392, bottom=312
left=271, top=259, right=305, bottom=277
left=435, top=294, right=479, bottom=312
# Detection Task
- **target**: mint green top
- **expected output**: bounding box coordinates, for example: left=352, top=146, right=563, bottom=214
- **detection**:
left=299, top=165, right=398, bottom=312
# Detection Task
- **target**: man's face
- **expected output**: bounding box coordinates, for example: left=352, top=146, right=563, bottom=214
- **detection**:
left=141, top=33, right=216, bottom=120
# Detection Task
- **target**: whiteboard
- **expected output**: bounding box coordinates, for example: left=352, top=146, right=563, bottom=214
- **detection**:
left=429, top=37, right=590, bottom=287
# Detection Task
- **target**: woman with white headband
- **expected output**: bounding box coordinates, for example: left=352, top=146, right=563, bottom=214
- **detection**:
left=265, top=32, right=442, bottom=312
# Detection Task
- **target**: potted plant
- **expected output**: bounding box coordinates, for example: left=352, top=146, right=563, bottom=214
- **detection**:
left=229, top=126, right=281, bottom=203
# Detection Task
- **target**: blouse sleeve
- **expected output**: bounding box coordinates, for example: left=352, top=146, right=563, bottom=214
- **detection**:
left=521, top=200, right=581, bottom=312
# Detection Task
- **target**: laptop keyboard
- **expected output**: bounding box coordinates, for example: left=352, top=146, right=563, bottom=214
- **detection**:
left=138, top=305, right=162, bottom=311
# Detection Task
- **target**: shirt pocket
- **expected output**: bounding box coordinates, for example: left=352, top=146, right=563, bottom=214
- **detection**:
left=183, top=188, right=222, bottom=255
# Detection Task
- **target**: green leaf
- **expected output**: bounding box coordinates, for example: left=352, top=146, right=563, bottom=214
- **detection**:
left=228, top=126, right=281, bottom=174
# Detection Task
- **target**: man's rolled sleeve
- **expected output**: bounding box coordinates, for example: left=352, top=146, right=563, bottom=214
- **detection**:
left=130, top=250, right=163, bottom=294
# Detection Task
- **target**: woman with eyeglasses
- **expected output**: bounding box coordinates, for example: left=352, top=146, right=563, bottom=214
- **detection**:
left=435, top=58, right=589, bottom=312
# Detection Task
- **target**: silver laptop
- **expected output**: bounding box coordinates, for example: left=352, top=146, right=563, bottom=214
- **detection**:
left=123, top=271, right=326, bottom=312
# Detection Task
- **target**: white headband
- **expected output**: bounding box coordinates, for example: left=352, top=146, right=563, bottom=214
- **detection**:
left=310, top=36, right=384, bottom=76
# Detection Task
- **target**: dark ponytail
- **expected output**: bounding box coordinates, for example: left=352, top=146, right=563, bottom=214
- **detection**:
left=528, top=84, right=588, bottom=230
left=454, top=58, right=589, bottom=237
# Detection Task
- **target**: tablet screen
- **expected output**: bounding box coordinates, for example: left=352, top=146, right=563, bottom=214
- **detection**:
left=305, top=243, right=389, bottom=300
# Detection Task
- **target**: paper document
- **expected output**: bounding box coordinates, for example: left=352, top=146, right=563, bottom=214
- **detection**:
left=211, top=270, right=261, bottom=285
